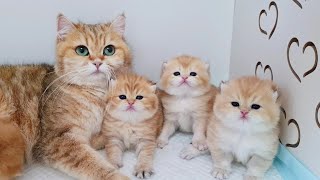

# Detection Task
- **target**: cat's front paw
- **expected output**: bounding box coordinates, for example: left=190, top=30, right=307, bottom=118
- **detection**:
left=179, top=146, right=200, bottom=160
left=243, top=175, right=262, bottom=180
left=157, top=138, right=168, bottom=149
left=211, top=168, right=231, bottom=180
left=192, top=138, right=208, bottom=151
left=133, top=165, right=154, bottom=179
left=109, top=172, right=130, bottom=180
left=110, top=160, right=123, bottom=169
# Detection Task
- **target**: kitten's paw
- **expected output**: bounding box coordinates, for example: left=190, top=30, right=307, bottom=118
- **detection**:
left=134, top=165, right=154, bottom=179
left=110, top=160, right=123, bottom=169
left=243, top=175, right=262, bottom=180
left=109, top=173, right=130, bottom=180
left=157, top=139, right=168, bottom=149
left=179, top=146, right=200, bottom=160
left=192, top=139, right=208, bottom=151
left=211, top=168, right=231, bottom=180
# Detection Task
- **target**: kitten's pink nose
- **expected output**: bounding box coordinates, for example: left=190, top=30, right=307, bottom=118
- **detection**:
left=241, top=111, right=249, bottom=116
left=128, top=101, right=135, bottom=106
left=182, top=76, right=188, bottom=81
left=92, top=62, right=102, bottom=69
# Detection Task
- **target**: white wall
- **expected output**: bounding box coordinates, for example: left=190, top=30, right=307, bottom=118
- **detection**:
left=230, top=0, right=320, bottom=176
left=0, top=0, right=235, bottom=85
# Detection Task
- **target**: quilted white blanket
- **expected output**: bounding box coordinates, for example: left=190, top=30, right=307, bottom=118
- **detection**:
left=19, top=133, right=282, bottom=180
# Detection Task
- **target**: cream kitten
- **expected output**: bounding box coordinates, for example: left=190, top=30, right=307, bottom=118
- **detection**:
left=91, top=73, right=163, bottom=179
left=157, top=55, right=218, bottom=151
left=209, top=76, right=280, bottom=180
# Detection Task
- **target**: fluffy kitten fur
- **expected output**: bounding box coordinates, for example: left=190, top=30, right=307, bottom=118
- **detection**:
left=157, top=55, right=218, bottom=151
left=91, top=73, right=163, bottom=179
left=33, top=14, right=132, bottom=180
left=0, top=64, right=53, bottom=179
left=208, top=76, right=280, bottom=180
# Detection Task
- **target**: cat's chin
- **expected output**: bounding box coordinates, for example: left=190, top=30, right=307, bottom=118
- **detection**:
left=220, top=118, right=276, bottom=133
left=164, top=86, right=210, bottom=97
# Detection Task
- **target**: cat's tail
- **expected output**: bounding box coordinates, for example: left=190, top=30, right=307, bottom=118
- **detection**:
left=179, top=144, right=209, bottom=160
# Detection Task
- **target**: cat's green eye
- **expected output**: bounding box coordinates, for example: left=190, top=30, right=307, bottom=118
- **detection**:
left=75, top=45, right=89, bottom=56
left=103, top=45, right=115, bottom=56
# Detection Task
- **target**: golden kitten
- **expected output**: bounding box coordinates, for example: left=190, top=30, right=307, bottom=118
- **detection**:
left=157, top=55, right=218, bottom=151
left=33, top=14, right=132, bottom=180
left=0, top=64, right=53, bottom=179
left=208, top=76, right=280, bottom=180
left=91, top=73, right=163, bottom=179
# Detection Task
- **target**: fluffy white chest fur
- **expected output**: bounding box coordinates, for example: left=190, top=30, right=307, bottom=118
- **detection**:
left=217, top=126, right=276, bottom=164
left=166, top=97, right=196, bottom=132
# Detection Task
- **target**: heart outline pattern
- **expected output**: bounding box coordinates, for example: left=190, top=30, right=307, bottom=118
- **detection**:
left=259, top=1, right=278, bottom=39
left=280, top=107, right=301, bottom=148
left=287, top=37, right=318, bottom=83
left=255, top=61, right=273, bottom=80
left=316, top=102, right=320, bottom=128
left=293, top=0, right=303, bottom=9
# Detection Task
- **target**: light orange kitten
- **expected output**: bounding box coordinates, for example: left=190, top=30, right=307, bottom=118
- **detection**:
left=157, top=55, right=218, bottom=152
left=33, top=14, right=131, bottom=180
left=91, top=73, right=163, bottom=179
left=208, top=76, right=280, bottom=180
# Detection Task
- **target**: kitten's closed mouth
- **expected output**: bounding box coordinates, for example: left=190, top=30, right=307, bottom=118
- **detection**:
left=126, top=106, right=136, bottom=112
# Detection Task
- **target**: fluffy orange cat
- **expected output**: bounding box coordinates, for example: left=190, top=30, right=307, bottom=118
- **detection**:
left=209, top=76, right=280, bottom=180
left=33, top=14, right=132, bottom=180
left=91, top=73, right=163, bottom=179
left=0, top=65, right=53, bottom=179
left=157, top=55, right=218, bottom=152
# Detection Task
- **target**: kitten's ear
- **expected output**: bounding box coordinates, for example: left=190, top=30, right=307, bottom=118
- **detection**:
left=150, top=84, right=157, bottom=93
left=108, top=78, right=117, bottom=90
left=272, top=91, right=279, bottom=101
left=219, top=81, right=228, bottom=92
left=160, top=62, right=168, bottom=76
left=204, top=62, right=210, bottom=74
left=111, top=13, right=126, bottom=36
left=57, top=14, right=75, bottom=40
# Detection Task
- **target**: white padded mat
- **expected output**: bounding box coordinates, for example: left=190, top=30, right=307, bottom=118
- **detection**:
left=19, top=133, right=282, bottom=180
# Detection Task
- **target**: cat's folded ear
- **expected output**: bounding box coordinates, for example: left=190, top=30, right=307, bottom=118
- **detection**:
left=271, top=83, right=279, bottom=102
left=150, top=84, right=157, bottom=93
left=111, top=13, right=126, bottom=37
left=57, top=13, right=75, bottom=41
left=219, top=80, right=228, bottom=92
left=160, top=62, right=168, bottom=76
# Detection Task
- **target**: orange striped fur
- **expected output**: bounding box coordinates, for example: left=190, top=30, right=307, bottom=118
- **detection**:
left=0, top=64, right=53, bottom=179
left=33, top=14, right=132, bottom=180
left=91, top=73, right=163, bottom=179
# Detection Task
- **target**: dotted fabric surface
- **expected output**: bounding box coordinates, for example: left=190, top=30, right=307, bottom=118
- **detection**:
left=19, top=133, right=282, bottom=180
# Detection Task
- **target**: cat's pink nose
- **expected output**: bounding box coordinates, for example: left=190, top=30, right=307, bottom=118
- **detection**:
left=128, top=101, right=135, bottom=106
left=241, top=111, right=249, bottom=116
left=92, top=62, right=102, bottom=69
left=182, top=76, right=188, bottom=80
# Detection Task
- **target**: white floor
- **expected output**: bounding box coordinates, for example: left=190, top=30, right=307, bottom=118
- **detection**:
left=19, top=133, right=282, bottom=180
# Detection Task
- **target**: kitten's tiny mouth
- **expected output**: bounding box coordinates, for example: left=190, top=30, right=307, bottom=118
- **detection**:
left=178, top=81, right=190, bottom=87
left=126, top=106, right=136, bottom=111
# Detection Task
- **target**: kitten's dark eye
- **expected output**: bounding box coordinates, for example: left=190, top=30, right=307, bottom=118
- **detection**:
left=190, top=72, right=197, bottom=76
left=136, top=95, right=143, bottom=100
left=251, top=104, right=261, bottom=110
left=119, top=95, right=126, bottom=100
left=75, top=45, right=89, bottom=56
left=103, top=45, right=115, bottom=56
left=231, top=102, right=240, bottom=107
left=173, top=72, right=180, bottom=76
